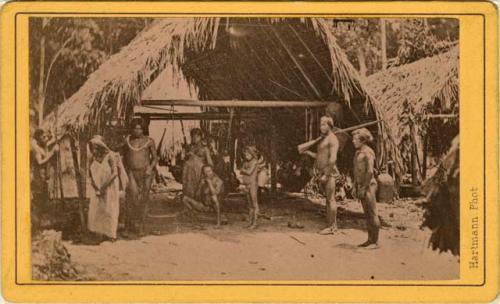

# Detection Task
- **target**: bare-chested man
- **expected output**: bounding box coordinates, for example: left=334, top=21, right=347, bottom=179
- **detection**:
left=352, top=128, right=380, bottom=248
left=123, top=118, right=158, bottom=236
left=299, top=116, right=340, bottom=235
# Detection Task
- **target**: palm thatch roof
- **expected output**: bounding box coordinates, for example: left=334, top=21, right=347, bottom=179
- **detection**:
left=364, top=46, right=459, bottom=147
left=43, top=18, right=366, bottom=133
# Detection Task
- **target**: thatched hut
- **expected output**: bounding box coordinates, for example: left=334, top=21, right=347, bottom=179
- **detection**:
left=42, top=17, right=401, bottom=196
left=364, top=46, right=459, bottom=184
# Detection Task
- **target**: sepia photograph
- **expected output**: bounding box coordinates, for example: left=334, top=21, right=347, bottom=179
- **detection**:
left=29, top=17, right=460, bottom=281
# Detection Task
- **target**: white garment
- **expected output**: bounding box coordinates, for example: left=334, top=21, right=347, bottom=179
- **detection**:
left=87, top=153, right=120, bottom=238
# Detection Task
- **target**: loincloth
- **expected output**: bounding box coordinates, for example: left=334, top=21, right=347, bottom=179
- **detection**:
left=129, top=168, right=154, bottom=192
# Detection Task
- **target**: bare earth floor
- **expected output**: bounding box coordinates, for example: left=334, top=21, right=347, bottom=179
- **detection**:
left=64, top=192, right=459, bottom=281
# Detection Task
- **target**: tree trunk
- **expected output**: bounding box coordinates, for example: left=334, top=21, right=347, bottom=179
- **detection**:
left=423, top=133, right=428, bottom=179
left=37, top=18, right=48, bottom=126
left=380, top=19, right=387, bottom=70
left=356, top=49, right=367, bottom=77
left=410, top=121, right=419, bottom=186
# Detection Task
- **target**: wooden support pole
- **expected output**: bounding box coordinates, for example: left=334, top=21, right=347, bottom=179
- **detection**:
left=423, top=133, right=428, bottom=179
left=410, top=121, right=419, bottom=186
left=71, top=136, right=87, bottom=235
left=270, top=114, right=278, bottom=195
left=381, top=19, right=387, bottom=70
left=304, top=108, right=308, bottom=141
left=79, top=134, right=87, bottom=197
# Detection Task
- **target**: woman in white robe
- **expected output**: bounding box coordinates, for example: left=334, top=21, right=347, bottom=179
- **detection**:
left=88, top=136, right=120, bottom=241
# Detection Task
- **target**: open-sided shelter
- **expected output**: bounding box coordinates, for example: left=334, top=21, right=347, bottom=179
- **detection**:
left=43, top=18, right=403, bottom=196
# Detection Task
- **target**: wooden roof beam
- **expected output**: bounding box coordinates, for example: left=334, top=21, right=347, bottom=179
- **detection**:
left=141, top=99, right=329, bottom=108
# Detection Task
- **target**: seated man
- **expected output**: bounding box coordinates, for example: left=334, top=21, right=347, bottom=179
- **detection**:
left=183, top=165, right=225, bottom=227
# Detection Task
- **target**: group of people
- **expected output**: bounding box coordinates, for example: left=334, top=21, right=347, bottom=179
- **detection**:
left=31, top=114, right=380, bottom=248
left=298, top=115, right=380, bottom=249
left=30, top=118, right=158, bottom=242
left=181, top=128, right=266, bottom=229
left=86, top=118, right=158, bottom=241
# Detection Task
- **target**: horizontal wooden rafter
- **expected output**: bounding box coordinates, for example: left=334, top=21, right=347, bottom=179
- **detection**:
left=140, top=99, right=330, bottom=108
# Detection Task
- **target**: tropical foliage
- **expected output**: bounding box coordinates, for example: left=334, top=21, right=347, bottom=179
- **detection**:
left=332, top=18, right=458, bottom=76
left=29, top=18, right=149, bottom=126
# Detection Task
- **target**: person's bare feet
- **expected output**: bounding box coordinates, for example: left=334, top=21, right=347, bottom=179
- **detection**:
left=358, top=240, right=380, bottom=249
left=318, top=226, right=338, bottom=235
left=357, top=240, right=372, bottom=247
left=365, top=243, right=380, bottom=249
left=247, top=224, right=258, bottom=230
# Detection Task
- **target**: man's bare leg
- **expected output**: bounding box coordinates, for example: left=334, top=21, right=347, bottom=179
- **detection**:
left=182, top=195, right=210, bottom=212
left=124, top=173, right=139, bottom=236
left=246, top=192, right=254, bottom=228
left=210, top=194, right=221, bottom=227
left=319, top=176, right=338, bottom=235
left=139, top=173, right=154, bottom=236
left=249, top=185, right=259, bottom=229
left=358, top=186, right=380, bottom=248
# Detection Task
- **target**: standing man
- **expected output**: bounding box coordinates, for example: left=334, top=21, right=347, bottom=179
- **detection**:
left=123, top=118, right=158, bottom=236
left=352, top=128, right=380, bottom=248
left=299, top=116, right=340, bottom=235
left=30, top=129, right=59, bottom=234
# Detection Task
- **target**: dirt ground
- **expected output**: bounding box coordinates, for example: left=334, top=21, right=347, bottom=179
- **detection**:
left=62, top=189, right=459, bottom=281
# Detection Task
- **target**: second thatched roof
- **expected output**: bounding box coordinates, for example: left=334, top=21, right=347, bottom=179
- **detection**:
left=364, top=46, right=459, bottom=146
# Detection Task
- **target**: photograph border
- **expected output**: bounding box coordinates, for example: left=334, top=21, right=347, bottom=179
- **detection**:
left=1, top=1, right=498, bottom=302
left=15, top=11, right=484, bottom=287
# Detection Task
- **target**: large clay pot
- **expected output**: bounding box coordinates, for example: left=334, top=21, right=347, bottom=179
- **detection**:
left=376, top=172, right=395, bottom=203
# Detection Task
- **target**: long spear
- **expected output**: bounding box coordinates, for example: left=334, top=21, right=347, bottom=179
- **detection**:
left=298, top=120, right=382, bottom=153
left=332, top=120, right=382, bottom=135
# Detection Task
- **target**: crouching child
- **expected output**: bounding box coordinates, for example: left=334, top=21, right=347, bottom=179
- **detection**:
left=200, top=164, right=225, bottom=227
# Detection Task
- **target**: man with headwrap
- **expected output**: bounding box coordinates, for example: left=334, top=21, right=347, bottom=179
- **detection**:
left=87, top=136, right=121, bottom=241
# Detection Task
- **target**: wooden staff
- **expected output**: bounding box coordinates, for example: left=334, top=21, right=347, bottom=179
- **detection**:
left=332, top=120, right=382, bottom=135
left=298, top=120, right=382, bottom=153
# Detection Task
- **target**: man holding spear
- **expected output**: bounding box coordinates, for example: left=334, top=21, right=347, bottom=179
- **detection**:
left=299, top=115, right=340, bottom=235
